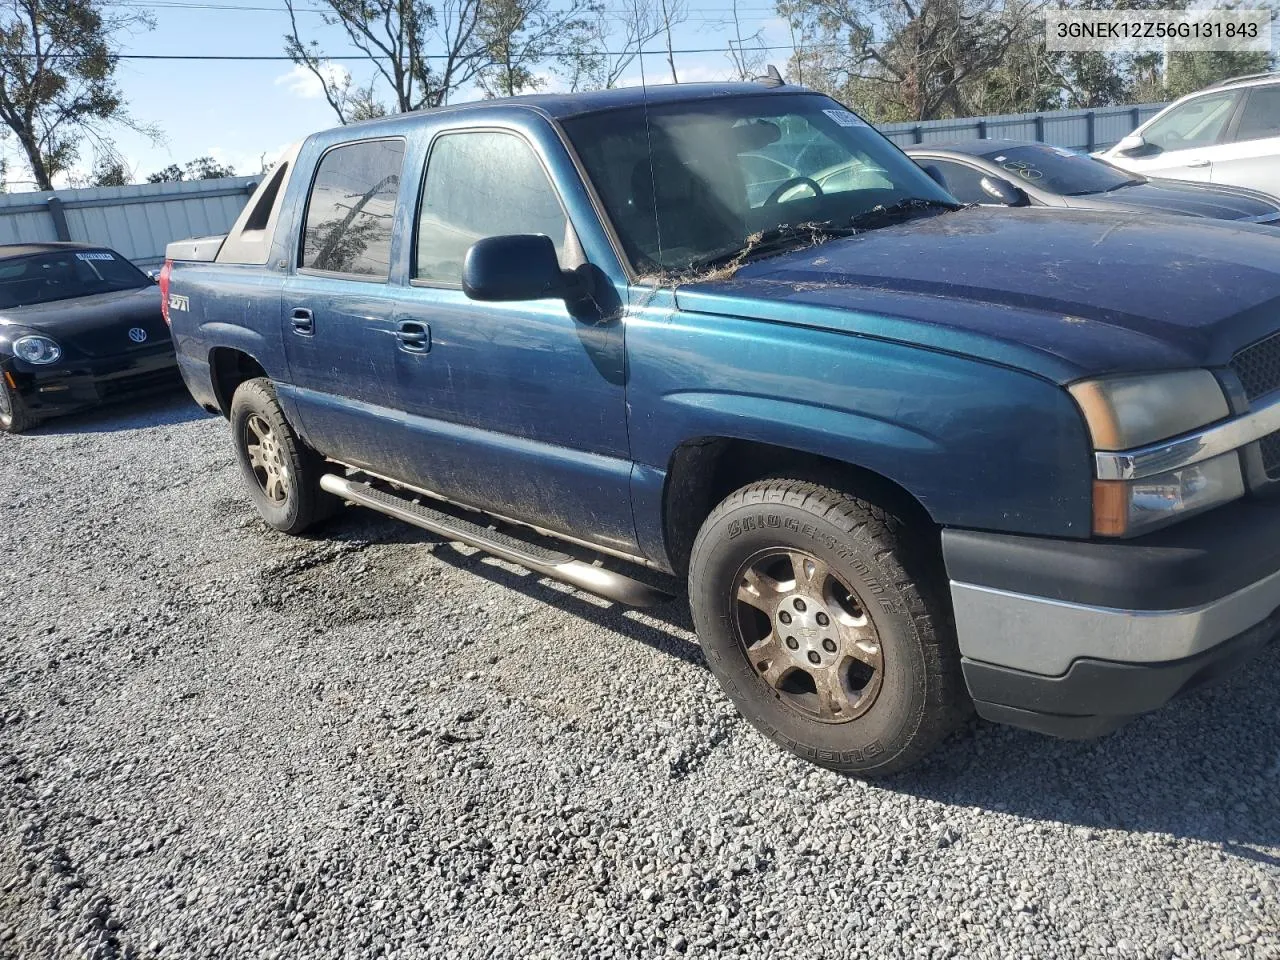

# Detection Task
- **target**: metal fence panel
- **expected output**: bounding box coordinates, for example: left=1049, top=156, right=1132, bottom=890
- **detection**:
left=0, top=175, right=260, bottom=268
left=877, top=102, right=1168, bottom=152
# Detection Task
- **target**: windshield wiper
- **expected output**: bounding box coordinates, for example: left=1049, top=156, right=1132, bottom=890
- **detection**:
left=847, top=197, right=961, bottom=230
left=1100, top=178, right=1144, bottom=193
left=689, top=221, right=858, bottom=271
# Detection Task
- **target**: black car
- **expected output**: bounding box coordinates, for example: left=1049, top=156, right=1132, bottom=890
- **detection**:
left=0, top=243, right=177, bottom=433
left=906, top=139, right=1280, bottom=223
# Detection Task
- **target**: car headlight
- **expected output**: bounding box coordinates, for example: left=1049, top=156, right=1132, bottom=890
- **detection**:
left=1070, top=371, right=1243, bottom=536
left=12, top=335, right=62, bottom=365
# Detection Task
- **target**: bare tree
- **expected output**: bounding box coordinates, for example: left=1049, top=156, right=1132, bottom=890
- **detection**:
left=562, top=0, right=666, bottom=90
left=658, top=0, right=685, bottom=81
left=726, top=0, right=767, bottom=79
left=477, top=0, right=595, bottom=97
left=286, top=0, right=594, bottom=122
left=0, top=0, right=157, bottom=189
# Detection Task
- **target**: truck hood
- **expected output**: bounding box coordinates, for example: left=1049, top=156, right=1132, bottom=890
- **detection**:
left=673, top=207, right=1280, bottom=382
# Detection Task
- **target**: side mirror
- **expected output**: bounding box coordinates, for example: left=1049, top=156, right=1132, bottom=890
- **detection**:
left=1114, top=133, right=1147, bottom=156
left=462, top=235, right=573, bottom=302
left=919, top=163, right=948, bottom=189
left=979, top=175, right=1029, bottom=207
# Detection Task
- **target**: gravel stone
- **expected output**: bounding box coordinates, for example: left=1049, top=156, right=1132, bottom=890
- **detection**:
left=1, top=393, right=1279, bottom=960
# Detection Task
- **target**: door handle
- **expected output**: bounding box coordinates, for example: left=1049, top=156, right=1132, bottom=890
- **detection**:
left=1186, top=159, right=1210, bottom=168
left=395, top=320, right=431, bottom=353
left=290, top=308, right=314, bottom=336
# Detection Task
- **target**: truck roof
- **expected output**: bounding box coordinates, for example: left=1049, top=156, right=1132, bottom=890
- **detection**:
left=345, top=81, right=804, bottom=129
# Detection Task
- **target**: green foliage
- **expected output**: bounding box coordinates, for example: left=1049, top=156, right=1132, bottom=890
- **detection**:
left=91, top=158, right=130, bottom=186
left=779, top=0, right=1277, bottom=121
left=0, top=0, right=155, bottom=189
left=146, top=156, right=237, bottom=183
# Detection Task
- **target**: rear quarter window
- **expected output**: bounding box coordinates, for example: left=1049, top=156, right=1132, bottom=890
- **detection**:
left=300, top=138, right=406, bottom=279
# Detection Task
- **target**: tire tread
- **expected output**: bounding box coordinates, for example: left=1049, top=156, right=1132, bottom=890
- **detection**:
left=689, top=477, right=968, bottom=776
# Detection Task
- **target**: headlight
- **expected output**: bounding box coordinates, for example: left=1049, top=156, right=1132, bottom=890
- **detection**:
left=12, top=335, right=62, bottom=365
left=1092, top=452, right=1245, bottom=536
left=1069, top=370, right=1229, bottom=450
left=1070, top=371, right=1242, bottom=536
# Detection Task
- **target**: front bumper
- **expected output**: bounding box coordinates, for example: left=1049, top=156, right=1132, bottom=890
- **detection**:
left=945, top=497, right=1280, bottom=737
left=6, top=345, right=180, bottom=417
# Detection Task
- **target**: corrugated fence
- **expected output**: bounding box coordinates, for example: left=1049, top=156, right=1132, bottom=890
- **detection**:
left=0, top=101, right=1168, bottom=266
left=877, top=102, right=1168, bottom=151
left=0, top=175, right=261, bottom=270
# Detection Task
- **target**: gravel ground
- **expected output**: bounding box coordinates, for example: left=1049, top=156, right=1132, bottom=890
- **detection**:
left=1, top=389, right=1278, bottom=960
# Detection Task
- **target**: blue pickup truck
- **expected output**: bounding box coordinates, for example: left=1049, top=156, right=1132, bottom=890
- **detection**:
left=163, top=82, right=1280, bottom=776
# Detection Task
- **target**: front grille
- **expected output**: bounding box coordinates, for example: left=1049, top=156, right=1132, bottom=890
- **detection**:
left=1231, top=331, right=1280, bottom=401
left=1262, top=431, right=1280, bottom=480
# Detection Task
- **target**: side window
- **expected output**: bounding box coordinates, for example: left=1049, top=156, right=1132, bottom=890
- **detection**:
left=416, top=131, right=568, bottom=285
left=1232, top=86, right=1280, bottom=143
left=928, top=160, right=991, bottom=205
left=300, top=139, right=405, bottom=278
left=1141, top=93, right=1238, bottom=152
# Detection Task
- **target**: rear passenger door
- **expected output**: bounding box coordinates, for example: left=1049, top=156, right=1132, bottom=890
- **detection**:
left=279, top=137, right=418, bottom=477
left=384, top=126, right=636, bottom=552
left=1215, top=85, right=1280, bottom=196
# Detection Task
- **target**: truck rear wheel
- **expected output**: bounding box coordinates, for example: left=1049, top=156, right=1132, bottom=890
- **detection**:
left=229, top=378, right=334, bottom=535
left=688, top=479, right=966, bottom=777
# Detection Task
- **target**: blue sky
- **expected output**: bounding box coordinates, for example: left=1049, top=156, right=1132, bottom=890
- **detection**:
left=5, top=0, right=798, bottom=188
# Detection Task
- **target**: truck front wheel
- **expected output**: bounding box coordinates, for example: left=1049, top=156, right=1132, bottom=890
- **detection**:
left=229, top=378, right=334, bottom=535
left=688, top=479, right=966, bottom=777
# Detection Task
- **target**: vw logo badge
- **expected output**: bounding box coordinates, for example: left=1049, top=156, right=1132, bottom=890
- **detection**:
left=128, top=327, right=148, bottom=343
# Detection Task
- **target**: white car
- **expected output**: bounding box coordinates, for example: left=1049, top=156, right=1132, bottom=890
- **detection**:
left=1098, top=72, right=1280, bottom=198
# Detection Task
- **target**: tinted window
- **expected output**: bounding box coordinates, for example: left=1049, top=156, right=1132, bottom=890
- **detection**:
left=0, top=249, right=148, bottom=308
left=300, top=139, right=405, bottom=278
left=926, top=159, right=991, bottom=204
left=1233, top=86, right=1280, bottom=142
left=1141, top=92, right=1238, bottom=152
left=975, top=145, right=1137, bottom=196
left=416, top=132, right=567, bottom=285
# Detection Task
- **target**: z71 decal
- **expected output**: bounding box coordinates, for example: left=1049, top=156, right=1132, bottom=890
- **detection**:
left=168, top=293, right=190, bottom=312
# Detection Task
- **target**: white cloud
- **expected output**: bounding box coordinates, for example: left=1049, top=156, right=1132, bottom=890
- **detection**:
left=275, top=62, right=350, bottom=100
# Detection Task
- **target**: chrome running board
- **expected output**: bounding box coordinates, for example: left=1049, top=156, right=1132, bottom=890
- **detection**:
left=319, top=474, right=669, bottom=607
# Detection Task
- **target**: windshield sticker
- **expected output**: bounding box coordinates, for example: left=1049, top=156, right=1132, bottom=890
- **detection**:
left=75, top=252, right=114, bottom=261
left=993, top=155, right=1007, bottom=162
left=1001, top=159, right=1043, bottom=181
left=823, top=109, right=866, bottom=128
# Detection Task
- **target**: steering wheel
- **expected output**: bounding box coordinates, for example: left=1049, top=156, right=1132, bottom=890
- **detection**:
left=765, top=176, right=824, bottom=205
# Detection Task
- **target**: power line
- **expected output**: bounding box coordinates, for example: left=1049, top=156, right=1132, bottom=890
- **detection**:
left=14, top=43, right=820, bottom=60
left=104, top=0, right=784, bottom=17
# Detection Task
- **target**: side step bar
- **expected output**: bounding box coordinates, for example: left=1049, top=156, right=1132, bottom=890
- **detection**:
left=319, top=474, right=669, bottom=607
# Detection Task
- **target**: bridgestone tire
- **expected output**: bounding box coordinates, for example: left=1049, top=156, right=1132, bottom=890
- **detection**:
left=229, top=377, right=335, bottom=535
left=688, top=479, right=967, bottom=777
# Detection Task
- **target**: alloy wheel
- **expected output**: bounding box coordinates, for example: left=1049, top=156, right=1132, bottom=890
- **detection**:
left=244, top=414, right=290, bottom=504
left=733, top=548, right=884, bottom=723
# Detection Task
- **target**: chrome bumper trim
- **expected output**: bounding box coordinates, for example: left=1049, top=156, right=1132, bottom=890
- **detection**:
left=950, top=564, right=1280, bottom=676
left=1094, top=391, right=1280, bottom=481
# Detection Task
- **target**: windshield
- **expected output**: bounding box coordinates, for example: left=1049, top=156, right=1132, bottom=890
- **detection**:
left=977, top=145, right=1142, bottom=196
left=561, top=93, right=957, bottom=274
left=0, top=249, right=149, bottom=308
